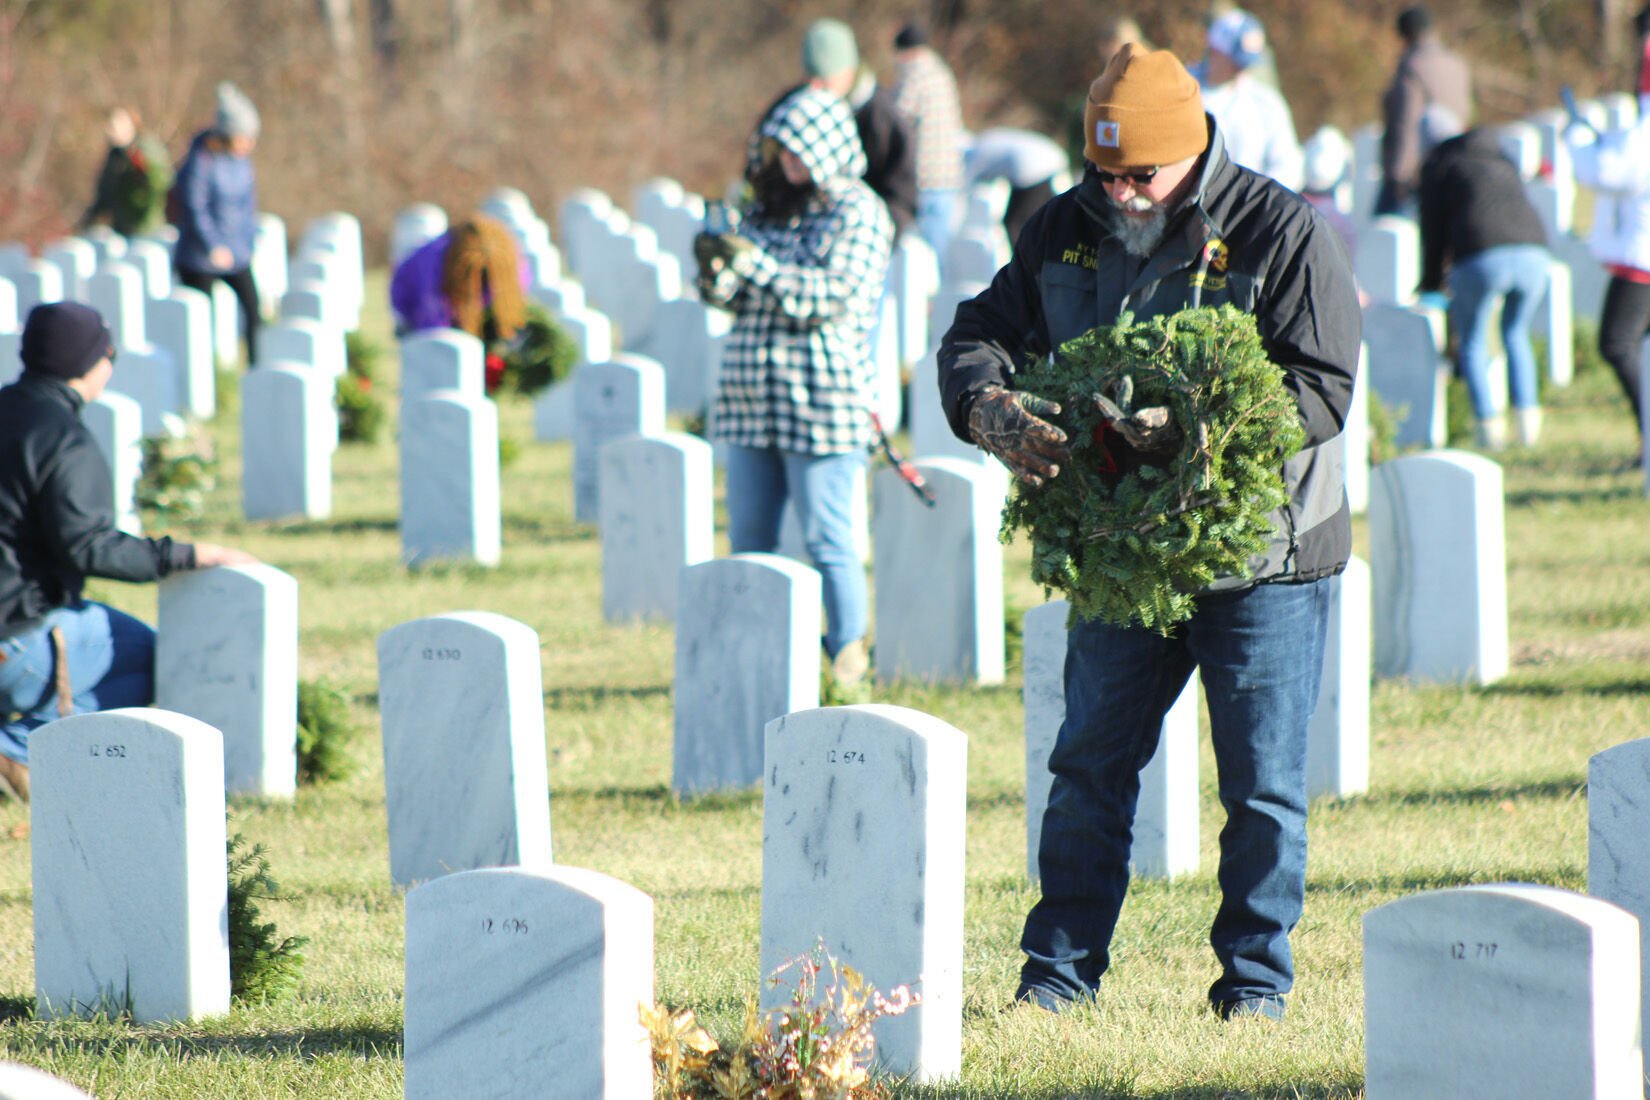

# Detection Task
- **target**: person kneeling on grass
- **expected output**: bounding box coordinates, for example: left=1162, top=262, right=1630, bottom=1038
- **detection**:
left=0, top=302, right=256, bottom=802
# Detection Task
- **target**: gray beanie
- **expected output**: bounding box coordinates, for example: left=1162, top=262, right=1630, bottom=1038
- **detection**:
left=215, top=81, right=260, bottom=140
left=801, top=19, right=859, bottom=79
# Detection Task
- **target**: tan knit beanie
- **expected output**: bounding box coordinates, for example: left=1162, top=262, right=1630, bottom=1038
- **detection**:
left=1083, top=43, right=1209, bottom=171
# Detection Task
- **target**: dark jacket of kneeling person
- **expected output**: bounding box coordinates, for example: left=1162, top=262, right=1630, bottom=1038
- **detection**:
left=0, top=321, right=195, bottom=641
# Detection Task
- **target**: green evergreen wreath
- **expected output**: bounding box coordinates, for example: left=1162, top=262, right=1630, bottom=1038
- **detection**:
left=1001, top=305, right=1306, bottom=632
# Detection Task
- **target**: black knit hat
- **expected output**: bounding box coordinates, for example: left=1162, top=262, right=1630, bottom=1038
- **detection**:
left=1635, top=4, right=1650, bottom=36
left=20, top=302, right=114, bottom=381
left=894, top=20, right=929, bottom=49
left=1396, top=5, right=1431, bottom=40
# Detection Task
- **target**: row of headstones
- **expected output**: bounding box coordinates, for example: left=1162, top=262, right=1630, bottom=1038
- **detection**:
left=23, top=696, right=966, bottom=1093
left=1364, top=725, right=1650, bottom=1096
left=31, top=690, right=1650, bottom=1096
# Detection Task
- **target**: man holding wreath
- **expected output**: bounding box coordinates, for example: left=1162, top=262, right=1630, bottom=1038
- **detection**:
left=937, top=44, right=1360, bottom=1020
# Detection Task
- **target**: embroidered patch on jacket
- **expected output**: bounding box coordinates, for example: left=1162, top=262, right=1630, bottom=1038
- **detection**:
left=1094, top=121, right=1121, bottom=148
left=1203, top=238, right=1230, bottom=272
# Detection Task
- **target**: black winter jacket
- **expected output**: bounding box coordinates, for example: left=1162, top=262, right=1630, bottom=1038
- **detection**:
left=938, top=119, right=1363, bottom=588
left=0, top=373, right=194, bottom=638
left=1417, top=128, right=1549, bottom=293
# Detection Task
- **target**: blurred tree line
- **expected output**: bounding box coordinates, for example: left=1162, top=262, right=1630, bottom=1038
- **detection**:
left=0, top=0, right=1630, bottom=259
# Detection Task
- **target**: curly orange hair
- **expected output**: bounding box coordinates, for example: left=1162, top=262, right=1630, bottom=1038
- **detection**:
left=441, top=215, right=526, bottom=340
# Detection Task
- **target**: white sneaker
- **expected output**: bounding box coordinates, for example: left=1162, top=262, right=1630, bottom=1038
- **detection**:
left=1515, top=406, right=1543, bottom=446
left=1474, top=416, right=1509, bottom=452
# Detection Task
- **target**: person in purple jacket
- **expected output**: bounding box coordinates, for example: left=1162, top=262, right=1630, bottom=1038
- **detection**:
left=389, top=215, right=529, bottom=343
left=173, top=82, right=262, bottom=366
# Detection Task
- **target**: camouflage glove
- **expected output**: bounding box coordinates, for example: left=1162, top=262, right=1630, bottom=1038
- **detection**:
left=967, top=385, right=1069, bottom=487
left=1092, top=393, right=1183, bottom=454
left=693, top=232, right=760, bottom=305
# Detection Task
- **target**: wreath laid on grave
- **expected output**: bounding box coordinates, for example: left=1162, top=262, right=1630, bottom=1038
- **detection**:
left=485, top=304, right=577, bottom=398
left=1001, top=305, right=1306, bottom=633
left=137, top=423, right=217, bottom=522
left=295, top=678, right=357, bottom=785
left=338, top=331, right=388, bottom=444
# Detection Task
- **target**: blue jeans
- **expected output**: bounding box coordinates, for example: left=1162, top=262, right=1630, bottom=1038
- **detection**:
left=915, top=189, right=961, bottom=272
left=725, top=446, right=868, bottom=658
left=0, top=602, right=157, bottom=764
left=1447, top=244, right=1550, bottom=420
left=1020, top=579, right=1331, bottom=1009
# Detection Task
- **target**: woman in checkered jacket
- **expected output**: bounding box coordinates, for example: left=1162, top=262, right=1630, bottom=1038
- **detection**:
left=696, top=85, right=894, bottom=686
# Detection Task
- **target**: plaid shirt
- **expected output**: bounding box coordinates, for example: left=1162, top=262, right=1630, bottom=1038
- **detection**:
left=712, top=88, right=894, bottom=456
left=892, top=47, right=965, bottom=191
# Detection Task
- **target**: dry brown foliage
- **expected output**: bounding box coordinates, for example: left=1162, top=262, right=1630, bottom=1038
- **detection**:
left=0, top=0, right=1627, bottom=260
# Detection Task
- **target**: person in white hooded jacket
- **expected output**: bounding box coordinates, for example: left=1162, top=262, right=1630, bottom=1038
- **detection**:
left=1567, top=9, right=1650, bottom=451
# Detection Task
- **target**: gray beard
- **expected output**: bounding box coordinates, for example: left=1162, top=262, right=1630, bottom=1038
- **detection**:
left=1102, top=200, right=1171, bottom=258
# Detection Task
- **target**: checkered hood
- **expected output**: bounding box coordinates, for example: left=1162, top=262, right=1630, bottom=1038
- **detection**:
left=749, top=86, right=868, bottom=187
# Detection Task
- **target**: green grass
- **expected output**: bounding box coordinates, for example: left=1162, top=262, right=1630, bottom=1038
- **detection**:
left=1, top=279, right=1648, bottom=1097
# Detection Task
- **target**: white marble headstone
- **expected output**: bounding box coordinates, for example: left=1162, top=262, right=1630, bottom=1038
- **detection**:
left=598, top=432, right=713, bottom=622
left=872, top=458, right=1005, bottom=684
left=404, top=866, right=652, bottom=1099
left=400, top=328, right=485, bottom=405
left=1306, top=555, right=1371, bottom=799
left=907, top=352, right=992, bottom=464
left=11, top=261, right=61, bottom=319
left=1362, top=303, right=1448, bottom=448
left=531, top=308, right=616, bottom=443
left=650, top=297, right=731, bottom=414
left=400, top=390, right=502, bottom=567
left=31, top=709, right=230, bottom=1023
left=1021, top=600, right=1067, bottom=881
left=943, top=228, right=1007, bottom=288
left=86, top=265, right=146, bottom=349
left=40, top=238, right=96, bottom=302
left=209, top=280, right=240, bottom=365
left=252, top=213, right=290, bottom=318
left=156, top=564, right=299, bottom=798
left=1587, top=737, right=1650, bottom=1067
left=572, top=356, right=666, bottom=524
left=378, top=612, right=553, bottom=886
left=1535, top=259, right=1574, bottom=387
left=242, top=365, right=333, bottom=522
left=893, top=233, right=939, bottom=364
left=0, top=1062, right=96, bottom=1099
left=1355, top=215, right=1420, bottom=306
left=927, top=281, right=988, bottom=360
left=124, top=238, right=173, bottom=300
left=104, top=344, right=182, bottom=439
left=0, top=275, right=13, bottom=333
left=391, top=204, right=449, bottom=268
left=0, top=331, right=17, bottom=388
left=1370, top=451, right=1508, bottom=685
left=1364, top=884, right=1643, bottom=1099
left=761, top=705, right=965, bottom=1083
left=146, top=287, right=215, bottom=418
left=673, top=554, right=821, bottom=795
left=83, top=391, right=143, bottom=536
left=259, top=319, right=346, bottom=378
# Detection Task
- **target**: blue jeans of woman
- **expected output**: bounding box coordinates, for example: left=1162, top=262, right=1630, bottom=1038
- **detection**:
left=724, top=446, right=867, bottom=658
left=1019, top=579, right=1330, bottom=1011
left=1447, top=244, right=1550, bottom=420
left=0, top=602, right=157, bottom=764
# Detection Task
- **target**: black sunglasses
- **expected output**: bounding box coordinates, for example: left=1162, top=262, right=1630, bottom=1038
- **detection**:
left=1095, top=165, right=1160, bottom=186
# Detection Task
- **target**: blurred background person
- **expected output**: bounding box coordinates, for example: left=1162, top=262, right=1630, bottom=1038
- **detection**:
left=1417, top=127, right=1550, bottom=450
left=1300, top=125, right=1357, bottom=259
left=1565, top=4, right=1650, bottom=462
left=1196, top=9, right=1302, bottom=190
left=79, top=106, right=172, bottom=238
left=1376, top=5, right=1474, bottom=216
left=390, top=214, right=529, bottom=342
left=963, top=127, right=1072, bottom=248
left=172, top=82, right=262, bottom=366
left=891, top=20, right=965, bottom=263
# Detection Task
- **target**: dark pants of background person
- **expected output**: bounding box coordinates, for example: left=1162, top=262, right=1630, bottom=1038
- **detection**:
left=1599, top=276, right=1650, bottom=441
left=1018, top=579, right=1331, bottom=1016
left=1004, top=179, right=1057, bottom=250
left=177, top=265, right=260, bottom=367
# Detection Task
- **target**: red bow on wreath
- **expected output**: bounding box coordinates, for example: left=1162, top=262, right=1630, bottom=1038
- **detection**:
left=483, top=353, right=506, bottom=394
